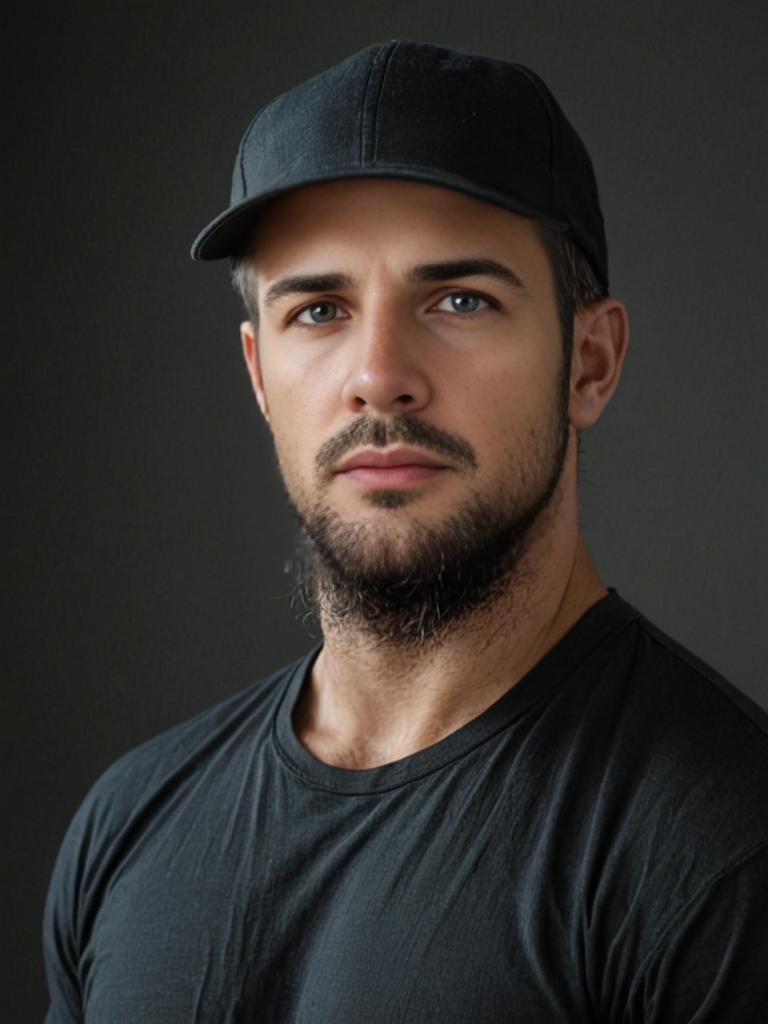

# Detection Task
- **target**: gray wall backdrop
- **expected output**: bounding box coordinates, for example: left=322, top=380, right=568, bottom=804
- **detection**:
left=5, top=1, right=767, bottom=1017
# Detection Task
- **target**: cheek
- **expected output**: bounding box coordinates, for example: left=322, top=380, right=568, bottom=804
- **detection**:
left=459, top=359, right=553, bottom=435
left=263, top=393, right=331, bottom=504
left=257, top=340, right=352, bottom=483
left=268, top=412, right=307, bottom=478
left=259, top=346, right=340, bottom=419
left=461, top=362, right=563, bottom=469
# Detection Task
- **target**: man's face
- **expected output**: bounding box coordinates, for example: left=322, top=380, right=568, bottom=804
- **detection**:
left=242, top=178, right=574, bottom=642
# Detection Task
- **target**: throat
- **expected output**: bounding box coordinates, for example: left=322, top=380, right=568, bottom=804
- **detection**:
left=292, top=536, right=607, bottom=771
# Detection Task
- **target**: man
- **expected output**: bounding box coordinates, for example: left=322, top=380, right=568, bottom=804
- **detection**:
left=43, top=40, right=768, bottom=1022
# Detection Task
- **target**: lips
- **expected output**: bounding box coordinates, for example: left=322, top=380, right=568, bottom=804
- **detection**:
left=334, top=447, right=450, bottom=489
left=336, top=447, right=448, bottom=472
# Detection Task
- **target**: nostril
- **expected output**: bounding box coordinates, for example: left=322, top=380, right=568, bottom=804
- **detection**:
left=354, top=393, right=413, bottom=409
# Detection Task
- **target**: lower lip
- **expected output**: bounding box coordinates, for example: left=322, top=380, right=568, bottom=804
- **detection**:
left=339, top=465, right=448, bottom=488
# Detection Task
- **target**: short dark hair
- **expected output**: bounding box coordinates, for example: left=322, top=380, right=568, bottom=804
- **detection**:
left=229, top=217, right=607, bottom=361
left=532, top=219, right=607, bottom=368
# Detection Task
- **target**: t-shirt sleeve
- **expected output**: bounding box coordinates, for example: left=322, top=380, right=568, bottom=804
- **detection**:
left=42, top=808, right=88, bottom=1023
left=629, top=842, right=768, bottom=1022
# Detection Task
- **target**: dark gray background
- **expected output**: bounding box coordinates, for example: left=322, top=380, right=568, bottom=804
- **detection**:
left=5, top=1, right=766, bottom=1017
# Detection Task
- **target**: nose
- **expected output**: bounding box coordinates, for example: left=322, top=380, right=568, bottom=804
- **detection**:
left=340, top=306, right=431, bottom=415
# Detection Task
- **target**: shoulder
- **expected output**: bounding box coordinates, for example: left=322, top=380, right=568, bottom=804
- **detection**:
left=78, top=651, right=312, bottom=829
left=621, top=606, right=768, bottom=760
left=566, top=599, right=768, bottom=1014
left=581, top=593, right=767, bottom=746
left=584, top=598, right=768, bottom=889
left=563, top=594, right=768, bottom=901
left=45, top=651, right=312, bottom=908
left=567, top=594, right=767, bottom=782
left=42, top=651, right=314, bottom=1011
left=615, top=616, right=768, bottom=1018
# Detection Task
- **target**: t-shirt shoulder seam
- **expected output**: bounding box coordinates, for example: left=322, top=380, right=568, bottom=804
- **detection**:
left=633, top=838, right=768, bottom=984
left=86, top=655, right=312, bottom=802
left=635, top=617, right=768, bottom=738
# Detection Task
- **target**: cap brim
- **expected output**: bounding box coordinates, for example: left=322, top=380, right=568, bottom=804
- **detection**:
left=190, top=165, right=569, bottom=261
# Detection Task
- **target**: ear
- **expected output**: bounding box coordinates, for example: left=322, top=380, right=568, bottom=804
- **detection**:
left=240, top=320, right=270, bottom=424
left=568, top=297, right=629, bottom=430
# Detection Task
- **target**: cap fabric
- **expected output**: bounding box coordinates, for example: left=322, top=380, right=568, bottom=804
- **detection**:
left=190, top=40, right=608, bottom=290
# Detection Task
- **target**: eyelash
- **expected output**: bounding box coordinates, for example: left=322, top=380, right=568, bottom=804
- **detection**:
left=287, top=290, right=498, bottom=328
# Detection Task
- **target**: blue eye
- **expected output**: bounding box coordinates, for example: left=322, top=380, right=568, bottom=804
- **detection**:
left=434, top=291, right=492, bottom=314
left=290, top=290, right=495, bottom=327
left=294, top=300, right=341, bottom=325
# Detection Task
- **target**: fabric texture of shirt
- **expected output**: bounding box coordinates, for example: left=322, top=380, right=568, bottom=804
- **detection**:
left=43, top=589, right=768, bottom=1022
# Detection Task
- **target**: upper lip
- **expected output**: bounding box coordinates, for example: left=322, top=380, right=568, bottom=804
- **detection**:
left=336, top=447, right=449, bottom=472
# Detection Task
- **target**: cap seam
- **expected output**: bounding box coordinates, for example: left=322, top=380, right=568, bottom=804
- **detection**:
left=360, top=41, right=398, bottom=165
left=510, top=64, right=558, bottom=212
left=237, top=104, right=270, bottom=197
left=371, top=41, right=400, bottom=163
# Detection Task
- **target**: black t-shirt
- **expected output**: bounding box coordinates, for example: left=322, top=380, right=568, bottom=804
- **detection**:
left=43, top=590, right=768, bottom=1022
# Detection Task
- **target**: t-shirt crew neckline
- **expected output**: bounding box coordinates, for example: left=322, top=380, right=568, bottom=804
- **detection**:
left=272, top=588, right=640, bottom=794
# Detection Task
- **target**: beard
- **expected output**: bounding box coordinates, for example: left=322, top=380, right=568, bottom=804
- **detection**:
left=281, top=366, right=571, bottom=650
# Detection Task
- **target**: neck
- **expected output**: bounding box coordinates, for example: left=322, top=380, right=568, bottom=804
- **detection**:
left=292, top=512, right=607, bottom=770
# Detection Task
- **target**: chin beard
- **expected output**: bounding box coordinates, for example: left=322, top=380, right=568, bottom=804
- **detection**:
left=288, top=435, right=569, bottom=650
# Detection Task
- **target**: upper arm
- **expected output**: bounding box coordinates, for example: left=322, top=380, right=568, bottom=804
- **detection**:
left=628, top=843, right=768, bottom=1022
left=42, top=817, right=85, bottom=1023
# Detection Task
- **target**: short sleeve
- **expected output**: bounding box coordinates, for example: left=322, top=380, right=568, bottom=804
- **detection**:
left=42, top=810, right=87, bottom=1023
left=629, top=843, right=768, bottom=1022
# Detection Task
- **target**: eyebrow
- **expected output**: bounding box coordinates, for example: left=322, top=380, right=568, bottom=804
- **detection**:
left=262, top=258, right=527, bottom=309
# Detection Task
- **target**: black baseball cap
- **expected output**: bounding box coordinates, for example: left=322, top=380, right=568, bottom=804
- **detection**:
left=190, top=39, right=608, bottom=290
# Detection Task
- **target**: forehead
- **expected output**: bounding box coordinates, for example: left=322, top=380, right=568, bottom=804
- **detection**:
left=248, top=178, right=549, bottom=273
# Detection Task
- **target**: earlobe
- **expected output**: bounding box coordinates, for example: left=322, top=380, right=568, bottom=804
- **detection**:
left=240, top=321, right=270, bottom=423
left=568, top=298, right=629, bottom=430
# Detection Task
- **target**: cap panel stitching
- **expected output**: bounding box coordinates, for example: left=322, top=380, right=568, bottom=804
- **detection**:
left=371, top=41, right=400, bottom=163
left=512, top=63, right=607, bottom=287
left=237, top=105, right=270, bottom=197
left=509, top=64, right=557, bottom=210
left=359, top=41, right=398, bottom=166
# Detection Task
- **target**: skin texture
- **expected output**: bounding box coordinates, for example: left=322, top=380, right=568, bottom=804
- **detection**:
left=240, top=177, right=629, bottom=769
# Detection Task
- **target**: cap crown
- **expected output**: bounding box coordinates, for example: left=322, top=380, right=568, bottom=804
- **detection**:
left=192, top=40, right=607, bottom=290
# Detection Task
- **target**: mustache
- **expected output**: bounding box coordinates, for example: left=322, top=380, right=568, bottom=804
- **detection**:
left=315, top=415, right=478, bottom=477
